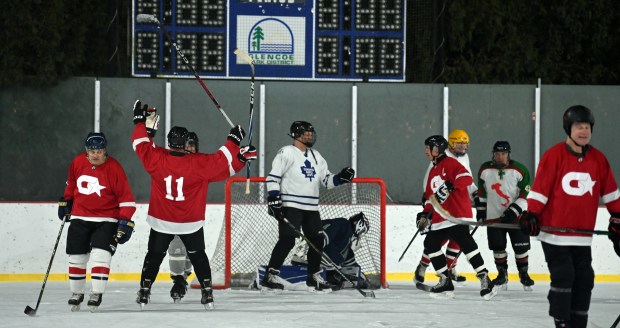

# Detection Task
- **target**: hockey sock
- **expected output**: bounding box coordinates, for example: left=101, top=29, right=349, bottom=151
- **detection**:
left=68, top=254, right=89, bottom=294
left=493, top=250, right=508, bottom=267
left=187, top=250, right=213, bottom=283
left=90, top=248, right=112, bottom=294
left=515, top=251, right=529, bottom=270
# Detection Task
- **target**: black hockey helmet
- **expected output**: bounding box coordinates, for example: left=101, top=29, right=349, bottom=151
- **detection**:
left=563, top=105, right=594, bottom=135
left=492, top=141, right=511, bottom=153
left=424, top=135, right=448, bottom=155
left=289, top=121, right=316, bottom=147
left=350, top=212, right=369, bottom=237
left=85, top=132, right=107, bottom=150
left=167, top=126, right=189, bottom=149
left=186, top=131, right=199, bottom=152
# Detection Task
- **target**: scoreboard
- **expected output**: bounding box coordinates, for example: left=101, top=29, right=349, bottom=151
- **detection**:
left=133, top=0, right=406, bottom=81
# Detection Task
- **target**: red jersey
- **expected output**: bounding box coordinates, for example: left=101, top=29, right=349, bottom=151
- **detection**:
left=527, top=142, right=620, bottom=246
left=63, top=154, right=136, bottom=223
left=132, top=123, right=245, bottom=234
left=423, top=155, right=474, bottom=230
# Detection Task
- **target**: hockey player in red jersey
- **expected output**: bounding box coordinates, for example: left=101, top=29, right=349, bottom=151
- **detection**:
left=58, top=132, right=137, bottom=312
left=131, top=100, right=257, bottom=309
left=417, top=135, right=497, bottom=300
left=519, top=105, right=620, bottom=328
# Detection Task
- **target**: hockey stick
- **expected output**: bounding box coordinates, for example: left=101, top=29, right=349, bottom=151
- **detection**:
left=135, top=14, right=234, bottom=128
left=611, top=313, right=620, bottom=328
left=25, top=215, right=68, bottom=316
left=233, top=49, right=255, bottom=194
left=429, top=195, right=610, bottom=235
left=398, top=230, right=420, bottom=262
left=282, top=218, right=376, bottom=298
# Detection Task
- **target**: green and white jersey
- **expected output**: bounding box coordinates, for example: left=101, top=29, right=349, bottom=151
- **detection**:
left=477, top=160, right=531, bottom=219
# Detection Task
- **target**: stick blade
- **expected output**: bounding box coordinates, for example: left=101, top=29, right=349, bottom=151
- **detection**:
left=24, top=305, right=37, bottom=317
left=364, top=290, right=376, bottom=298
left=234, top=48, right=254, bottom=65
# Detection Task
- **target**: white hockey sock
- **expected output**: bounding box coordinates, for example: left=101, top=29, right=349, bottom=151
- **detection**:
left=90, top=248, right=112, bottom=294
left=68, top=254, right=89, bottom=294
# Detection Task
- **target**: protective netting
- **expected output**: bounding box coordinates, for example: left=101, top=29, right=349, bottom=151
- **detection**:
left=210, top=177, right=386, bottom=288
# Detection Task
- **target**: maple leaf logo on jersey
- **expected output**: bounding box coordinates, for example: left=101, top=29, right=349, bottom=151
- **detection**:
left=300, top=159, right=316, bottom=181
left=77, top=175, right=106, bottom=196
left=561, top=172, right=595, bottom=196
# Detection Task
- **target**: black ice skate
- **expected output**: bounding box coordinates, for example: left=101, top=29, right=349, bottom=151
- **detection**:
left=200, top=279, right=214, bottom=310
left=261, top=268, right=284, bottom=291
left=68, top=293, right=84, bottom=312
left=447, top=268, right=466, bottom=283
left=87, top=293, right=102, bottom=312
left=413, top=263, right=426, bottom=284
left=429, top=273, right=455, bottom=299
left=306, top=270, right=333, bottom=292
left=477, top=271, right=498, bottom=300
left=518, top=267, right=535, bottom=291
left=170, top=275, right=188, bottom=303
left=491, top=266, right=508, bottom=291
left=136, top=279, right=152, bottom=310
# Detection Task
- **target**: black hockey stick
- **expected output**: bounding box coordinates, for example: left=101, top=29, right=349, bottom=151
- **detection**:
left=25, top=215, right=68, bottom=316
left=611, top=313, right=620, bottom=328
left=429, top=195, right=610, bottom=235
left=233, top=49, right=255, bottom=194
left=135, top=14, right=234, bottom=128
left=282, top=218, right=376, bottom=298
left=398, top=230, right=420, bottom=262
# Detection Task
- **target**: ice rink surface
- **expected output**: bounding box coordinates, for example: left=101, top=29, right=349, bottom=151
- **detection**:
left=5, top=280, right=619, bottom=328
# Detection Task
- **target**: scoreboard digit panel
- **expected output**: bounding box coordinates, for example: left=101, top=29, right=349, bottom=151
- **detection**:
left=133, top=0, right=405, bottom=81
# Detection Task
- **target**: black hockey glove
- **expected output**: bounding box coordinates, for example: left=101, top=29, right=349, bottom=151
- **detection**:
left=57, top=197, right=73, bottom=221
left=336, top=167, right=355, bottom=184
left=114, top=219, right=135, bottom=244
left=500, top=203, right=523, bottom=223
left=416, top=212, right=431, bottom=235
left=518, top=211, right=540, bottom=236
left=474, top=195, right=487, bottom=222
left=608, top=215, right=620, bottom=257
left=227, top=125, right=246, bottom=146
left=133, top=100, right=148, bottom=125
left=434, top=181, right=454, bottom=204
left=267, top=195, right=284, bottom=222
left=238, top=145, right=257, bottom=163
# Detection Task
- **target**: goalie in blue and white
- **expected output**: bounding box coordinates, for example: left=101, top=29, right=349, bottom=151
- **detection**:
left=292, top=212, right=371, bottom=290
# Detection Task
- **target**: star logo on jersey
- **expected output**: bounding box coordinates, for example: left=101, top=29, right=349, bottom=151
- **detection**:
left=77, top=175, right=106, bottom=196
left=300, top=159, right=316, bottom=181
left=561, top=172, right=595, bottom=196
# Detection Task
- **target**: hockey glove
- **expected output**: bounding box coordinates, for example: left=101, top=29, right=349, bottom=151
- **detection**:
left=267, top=195, right=284, bottom=222
left=227, top=125, right=246, bottom=146
left=434, top=181, right=454, bottom=204
left=474, top=196, right=487, bottom=222
left=57, top=197, right=73, bottom=221
left=608, top=215, right=620, bottom=257
left=336, top=167, right=355, bottom=184
left=145, top=108, right=159, bottom=138
left=114, top=219, right=135, bottom=244
left=500, top=203, right=523, bottom=223
left=416, top=212, right=431, bottom=235
left=238, top=145, right=257, bottom=163
left=518, top=211, right=540, bottom=236
left=132, top=100, right=148, bottom=125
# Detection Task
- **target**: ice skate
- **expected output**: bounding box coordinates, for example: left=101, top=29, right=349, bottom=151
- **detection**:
left=518, top=268, right=535, bottom=291
left=306, top=270, right=333, bottom=293
left=170, top=275, right=188, bottom=303
left=87, top=293, right=102, bottom=313
left=201, top=287, right=214, bottom=310
left=260, top=268, right=284, bottom=292
left=68, top=293, right=84, bottom=312
left=429, top=273, right=455, bottom=299
left=413, top=263, right=426, bottom=284
left=447, top=268, right=466, bottom=283
left=136, top=279, right=152, bottom=310
left=491, top=267, right=508, bottom=291
left=477, top=271, right=498, bottom=300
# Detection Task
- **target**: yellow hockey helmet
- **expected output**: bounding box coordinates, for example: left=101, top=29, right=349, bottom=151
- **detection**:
left=448, top=129, right=470, bottom=149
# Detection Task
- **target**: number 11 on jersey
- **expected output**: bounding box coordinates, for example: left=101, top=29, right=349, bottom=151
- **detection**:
left=164, top=175, right=185, bottom=201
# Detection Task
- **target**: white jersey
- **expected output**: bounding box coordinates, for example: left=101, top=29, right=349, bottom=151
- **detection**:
left=423, top=150, right=478, bottom=200
left=477, top=160, right=531, bottom=219
left=267, top=145, right=338, bottom=211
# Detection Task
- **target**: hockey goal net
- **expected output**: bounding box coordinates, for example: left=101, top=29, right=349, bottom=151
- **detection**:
left=209, top=177, right=386, bottom=289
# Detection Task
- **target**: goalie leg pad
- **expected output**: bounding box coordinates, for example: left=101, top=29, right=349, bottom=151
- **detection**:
left=169, top=235, right=189, bottom=276
left=90, top=248, right=112, bottom=294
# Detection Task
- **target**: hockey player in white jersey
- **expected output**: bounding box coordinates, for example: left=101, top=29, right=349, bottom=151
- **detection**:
left=262, top=121, right=355, bottom=292
left=414, top=129, right=477, bottom=284
left=477, top=141, right=534, bottom=290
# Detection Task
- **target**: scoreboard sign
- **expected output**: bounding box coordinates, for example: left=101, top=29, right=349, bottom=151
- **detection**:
left=133, top=0, right=406, bottom=81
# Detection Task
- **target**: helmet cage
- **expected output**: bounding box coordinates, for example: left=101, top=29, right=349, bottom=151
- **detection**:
left=350, top=212, right=370, bottom=237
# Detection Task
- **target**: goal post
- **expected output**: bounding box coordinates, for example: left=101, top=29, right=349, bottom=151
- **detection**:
left=208, top=177, right=387, bottom=289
